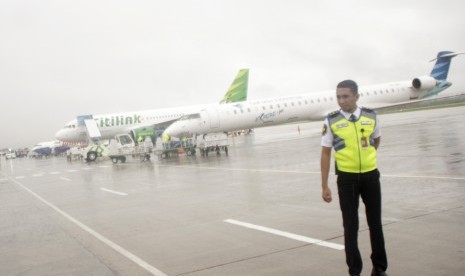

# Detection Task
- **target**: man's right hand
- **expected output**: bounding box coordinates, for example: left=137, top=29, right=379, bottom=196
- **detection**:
left=322, top=187, right=332, bottom=203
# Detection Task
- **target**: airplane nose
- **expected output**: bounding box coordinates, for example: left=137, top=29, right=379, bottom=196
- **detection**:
left=55, top=129, right=76, bottom=142
left=165, top=123, right=184, bottom=137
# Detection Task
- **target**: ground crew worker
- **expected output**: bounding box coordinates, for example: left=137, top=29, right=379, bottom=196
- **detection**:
left=320, top=80, right=388, bottom=276
left=162, top=132, right=170, bottom=149
left=66, top=149, right=72, bottom=162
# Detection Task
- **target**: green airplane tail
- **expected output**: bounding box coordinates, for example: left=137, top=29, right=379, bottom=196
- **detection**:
left=219, top=69, right=249, bottom=104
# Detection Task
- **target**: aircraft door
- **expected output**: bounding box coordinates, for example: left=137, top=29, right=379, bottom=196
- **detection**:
left=205, top=107, right=220, bottom=130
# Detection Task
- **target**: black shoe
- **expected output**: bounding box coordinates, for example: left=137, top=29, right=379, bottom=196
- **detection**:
left=350, top=274, right=360, bottom=276
left=371, top=267, right=388, bottom=276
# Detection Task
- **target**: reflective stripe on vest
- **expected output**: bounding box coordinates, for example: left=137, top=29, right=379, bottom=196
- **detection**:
left=328, top=109, right=377, bottom=173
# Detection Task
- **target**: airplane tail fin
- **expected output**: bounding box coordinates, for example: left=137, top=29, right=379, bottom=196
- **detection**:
left=429, top=51, right=464, bottom=80
left=219, top=69, right=249, bottom=104
left=418, top=51, right=464, bottom=98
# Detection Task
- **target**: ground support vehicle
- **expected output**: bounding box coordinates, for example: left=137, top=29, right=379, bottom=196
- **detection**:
left=154, top=133, right=229, bottom=159
left=108, top=147, right=152, bottom=163
left=108, top=135, right=153, bottom=164
left=5, top=152, right=16, bottom=159
left=84, top=144, right=110, bottom=162
left=83, top=134, right=153, bottom=163
left=67, top=147, right=84, bottom=161
left=154, top=138, right=196, bottom=159
left=196, top=133, right=229, bottom=157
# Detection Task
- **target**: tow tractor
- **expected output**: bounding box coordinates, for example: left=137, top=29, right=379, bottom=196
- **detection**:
left=84, top=143, right=110, bottom=162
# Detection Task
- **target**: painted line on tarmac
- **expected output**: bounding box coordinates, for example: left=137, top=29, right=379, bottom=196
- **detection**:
left=100, top=188, right=128, bottom=196
left=15, top=176, right=25, bottom=179
left=60, top=177, right=71, bottom=181
left=5, top=175, right=167, bottom=276
left=66, top=169, right=78, bottom=172
left=50, top=172, right=61, bottom=175
left=224, top=219, right=344, bottom=251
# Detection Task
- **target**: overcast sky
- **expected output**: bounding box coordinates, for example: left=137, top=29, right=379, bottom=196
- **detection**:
left=1, top=0, right=464, bottom=149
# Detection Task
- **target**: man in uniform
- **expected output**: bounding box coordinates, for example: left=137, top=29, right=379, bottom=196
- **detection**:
left=320, top=80, right=388, bottom=276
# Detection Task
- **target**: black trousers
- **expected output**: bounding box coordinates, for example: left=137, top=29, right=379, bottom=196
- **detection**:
left=337, top=169, right=387, bottom=275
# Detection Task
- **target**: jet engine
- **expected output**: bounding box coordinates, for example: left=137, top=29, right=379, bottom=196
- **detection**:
left=412, top=76, right=438, bottom=90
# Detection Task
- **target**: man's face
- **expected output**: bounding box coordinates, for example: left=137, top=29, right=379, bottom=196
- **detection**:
left=336, top=87, right=358, bottom=113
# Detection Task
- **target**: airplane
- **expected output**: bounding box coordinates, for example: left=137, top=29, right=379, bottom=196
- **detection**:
left=55, top=69, right=249, bottom=144
left=164, top=51, right=463, bottom=138
left=29, top=140, right=70, bottom=157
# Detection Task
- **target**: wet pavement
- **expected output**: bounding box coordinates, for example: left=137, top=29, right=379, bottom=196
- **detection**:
left=1, top=106, right=464, bottom=276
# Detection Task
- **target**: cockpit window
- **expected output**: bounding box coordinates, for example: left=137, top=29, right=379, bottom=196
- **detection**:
left=65, top=121, right=77, bottom=128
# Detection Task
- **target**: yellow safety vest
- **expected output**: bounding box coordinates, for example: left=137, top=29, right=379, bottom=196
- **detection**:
left=328, top=108, right=377, bottom=173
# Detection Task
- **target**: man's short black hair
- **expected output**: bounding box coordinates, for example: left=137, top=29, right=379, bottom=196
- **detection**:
left=337, top=79, right=358, bottom=95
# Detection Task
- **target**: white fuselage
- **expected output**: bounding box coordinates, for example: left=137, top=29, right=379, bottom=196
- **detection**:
left=164, top=80, right=435, bottom=137
left=55, top=104, right=209, bottom=143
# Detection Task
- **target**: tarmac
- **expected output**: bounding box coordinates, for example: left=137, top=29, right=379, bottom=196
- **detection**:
left=1, top=105, right=464, bottom=276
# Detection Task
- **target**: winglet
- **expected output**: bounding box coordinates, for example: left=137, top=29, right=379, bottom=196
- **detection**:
left=219, top=69, right=249, bottom=104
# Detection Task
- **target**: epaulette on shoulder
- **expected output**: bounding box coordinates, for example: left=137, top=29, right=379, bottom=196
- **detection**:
left=361, top=107, right=375, bottom=114
left=327, top=110, right=340, bottom=118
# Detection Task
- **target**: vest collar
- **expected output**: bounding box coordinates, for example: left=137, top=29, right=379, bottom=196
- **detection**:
left=339, top=107, right=361, bottom=120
